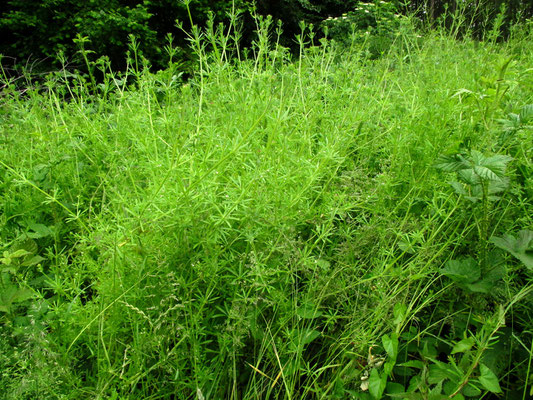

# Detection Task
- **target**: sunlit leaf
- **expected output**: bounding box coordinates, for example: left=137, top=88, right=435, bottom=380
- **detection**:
left=368, top=368, right=387, bottom=399
left=382, top=332, right=399, bottom=359
left=478, top=363, right=501, bottom=393
left=451, top=337, right=475, bottom=354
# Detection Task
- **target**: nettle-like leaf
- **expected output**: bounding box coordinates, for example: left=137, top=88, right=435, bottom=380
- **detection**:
left=490, top=230, right=533, bottom=269
left=477, top=154, right=512, bottom=180
left=440, top=258, right=480, bottom=284
left=434, top=154, right=470, bottom=172
left=436, top=151, right=511, bottom=182
left=437, top=150, right=511, bottom=202
left=497, top=113, right=521, bottom=131
left=440, top=257, right=504, bottom=293
left=519, top=104, right=533, bottom=124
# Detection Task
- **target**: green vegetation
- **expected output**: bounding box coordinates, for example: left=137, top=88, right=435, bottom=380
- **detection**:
left=2, top=0, right=533, bottom=72
left=1, top=6, right=532, bottom=399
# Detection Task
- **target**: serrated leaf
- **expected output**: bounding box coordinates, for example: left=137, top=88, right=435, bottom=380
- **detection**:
left=519, top=104, right=533, bottom=123
left=12, top=239, right=38, bottom=255
left=478, top=363, right=501, bottom=393
left=464, top=278, right=494, bottom=293
left=457, top=169, right=480, bottom=186
left=479, top=154, right=512, bottom=179
left=440, top=258, right=480, bottom=284
left=429, top=381, right=447, bottom=400
left=473, top=165, right=499, bottom=181
left=491, top=230, right=533, bottom=269
left=434, top=154, right=469, bottom=172
left=451, top=337, right=475, bottom=354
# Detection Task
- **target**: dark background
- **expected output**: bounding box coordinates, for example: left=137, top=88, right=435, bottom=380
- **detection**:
left=0, top=0, right=532, bottom=74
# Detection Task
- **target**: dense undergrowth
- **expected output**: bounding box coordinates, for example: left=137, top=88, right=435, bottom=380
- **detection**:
left=1, top=10, right=532, bottom=400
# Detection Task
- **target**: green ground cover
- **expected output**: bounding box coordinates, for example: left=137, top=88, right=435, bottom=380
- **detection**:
left=1, top=12, right=532, bottom=400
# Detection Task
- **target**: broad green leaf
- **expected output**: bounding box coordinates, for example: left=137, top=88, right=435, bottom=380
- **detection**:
left=428, top=362, right=460, bottom=384
left=398, top=360, right=425, bottom=369
left=299, top=328, right=321, bottom=346
left=21, top=255, right=45, bottom=267
left=464, top=277, right=494, bottom=293
left=9, top=249, right=32, bottom=259
left=497, top=113, right=520, bottom=130
left=451, top=337, right=475, bottom=354
left=434, top=154, right=469, bottom=172
left=458, top=169, right=481, bottom=186
left=288, top=328, right=321, bottom=351
left=462, top=382, right=481, bottom=397
left=428, top=381, right=448, bottom=400
left=11, top=239, right=38, bottom=255
left=27, top=223, right=54, bottom=238
left=368, top=368, right=387, bottom=399
left=473, top=165, right=499, bottom=181
left=491, top=230, right=533, bottom=269
left=479, top=154, right=512, bottom=179
left=382, top=332, right=399, bottom=360
left=393, top=303, right=407, bottom=326
left=487, top=177, right=509, bottom=196
left=296, top=303, right=323, bottom=319
left=478, top=364, right=501, bottom=393
left=440, top=258, right=480, bottom=284
left=0, top=286, right=34, bottom=313
left=385, top=382, right=405, bottom=394
left=387, top=393, right=424, bottom=400
left=420, top=339, right=437, bottom=359
left=470, top=150, right=485, bottom=167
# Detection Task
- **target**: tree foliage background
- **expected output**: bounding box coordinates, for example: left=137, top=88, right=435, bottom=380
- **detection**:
left=0, top=0, right=532, bottom=73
